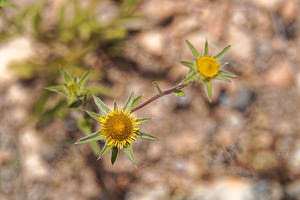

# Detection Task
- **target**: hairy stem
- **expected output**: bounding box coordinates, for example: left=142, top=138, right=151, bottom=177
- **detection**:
left=131, top=82, right=191, bottom=113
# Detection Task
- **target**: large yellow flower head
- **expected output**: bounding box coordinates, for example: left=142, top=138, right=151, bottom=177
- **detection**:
left=100, top=108, right=139, bottom=149
left=180, top=40, right=237, bottom=99
left=76, top=93, right=158, bottom=166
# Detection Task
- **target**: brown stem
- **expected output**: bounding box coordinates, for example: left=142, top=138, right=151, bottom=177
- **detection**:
left=131, top=82, right=191, bottom=113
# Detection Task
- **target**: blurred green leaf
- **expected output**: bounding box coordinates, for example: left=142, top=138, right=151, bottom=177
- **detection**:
left=204, top=79, right=212, bottom=99
left=67, top=94, right=76, bottom=105
left=173, top=90, right=185, bottom=97
left=185, top=40, right=200, bottom=59
left=79, top=71, right=90, bottom=87
left=136, top=118, right=151, bottom=124
left=123, top=92, right=134, bottom=111
left=180, top=61, right=196, bottom=70
left=9, top=62, right=36, bottom=79
left=123, top=145, right=136, bottom=166
left=75, top=131, right=104, bottom=144
left=218, top=70, right=238, bottom=78
left=85, top=110, right=101, bottom=121
left=77, top=118, right=100, bottom=155
left=0, top=0, right=17, bottom=8
left=182, top=71, right=197, bottom=84
left=152, top=81, right=163, bottom=96
left=213, top=45, right=231, bottom=61
left=98, top=142, right=113, bottom=160
left=86, top=84, right=110, bottom=96
left=60, top=67, right=72, bottom=84
left=131, top=96, right=142, bottom=110
left=46, top=85, right=67, bottom=95
left=137, top=131, right=158, bottom=141
left=111, top=147, right=118, bottom=165
left=215, top=74, right=231, bottom=82
left=93, top=96, right=110, bottom=114
left=37, top=99, right=66, bottom=125
left=121, top=0, right=139, bottom=16
left=204, top=39, right=208, bottom=56
left=196, top=73, right=204, bottom=84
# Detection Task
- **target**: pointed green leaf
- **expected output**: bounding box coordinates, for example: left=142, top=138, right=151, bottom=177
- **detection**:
left=204, top=39, right=208, bottom=56
left=215, top=74, right=231, bottom=82
left=75, top=131, right=104, bottom=144
left=196, top=73, right=204, bottom=84
left=182, top=72, right=197, bottom=84
left=77, top=119, right=100, bottom=155
left=218, top=70, right=238, bottom=78
left=213, top=45, right=231, bottom=61
left=85, top=110, right=101, bottom=121
left=204, top=79, right=212, bottom=99
left=67, top=94, right=76, bottom=105
left=93, top=96, right=110, bottom=114
left=111, top=147, right=118, bottom=165
left=46, top=85, right=67, bottom=95
left=98, top=143, right=113, bottom=160
left=185, top=40, right=200, bottom=59
left=79, top=71, right=90, bottom=87
left=123, top=92, right=134, bottom=111
left=180, top=61, right=195, bottom=69
left=137, top=131, right=159, bottom=141
left=123, top=145, right=136, bottom=166
left=131, top=96, right=142, bottom=109
left=152, top=81, right=163, bottom=96
left=173, top=90, right=185, bottom=97
left=60, top=67, right=72, bottom=84
left=136, top=118, right=151, bottom=124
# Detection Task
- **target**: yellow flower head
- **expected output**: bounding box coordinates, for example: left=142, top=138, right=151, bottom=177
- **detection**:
left=196, top=56, right=219, bottom=78
left=181, top=40, right=236, bottom=99
left=77, top=94, right=158, bottom=165
left=100, top=108, right=139, bottom=149
left=66, top=82, right=79, bottom=94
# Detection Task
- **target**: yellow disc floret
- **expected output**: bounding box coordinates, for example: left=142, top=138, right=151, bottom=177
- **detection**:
left=196, top=56, right=219, bottom=78
left=66, top=82, right=79, bottom=95
left=100, top=109, right=139, bottom=149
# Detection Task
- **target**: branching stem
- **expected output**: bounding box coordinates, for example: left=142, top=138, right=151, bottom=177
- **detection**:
left=131, top=82, right=191, bottom=113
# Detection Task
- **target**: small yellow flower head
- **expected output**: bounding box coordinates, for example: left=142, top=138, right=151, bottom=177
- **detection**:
left=100, top=109, right=139, bottom=149
left=181, top=40, right=237, bottom=99
left=66, top=82, right=79, bottom=95
left=197, top=56, right=219, bottom=78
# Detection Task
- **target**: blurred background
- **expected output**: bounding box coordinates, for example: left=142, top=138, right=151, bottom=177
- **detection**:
left=1, top=0, right=300, bottom=199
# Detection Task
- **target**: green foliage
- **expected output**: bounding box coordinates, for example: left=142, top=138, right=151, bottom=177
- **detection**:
left=111, top=147, right=118, bottom=165
left=185, top=40, right=200, bottom=59
left=77, top=118, right=100, bottom=155
left=213, top=45, right=231, bottom=61
left=173, top=90, right=185, bottom=97
left=137, top=131, right=159, bottom=141
left=0, top=0, right=17, bottom=8
left=3, top=0, right=140, bottom=123
left=98, top=143, right=113, bottom=160
left=47, top=68, right=90, bottom=107
left=123, top=145, right=136, bottom=166
left=93, top=96, right=110, bottom=114
left=75, top=131, right=104, bottom=144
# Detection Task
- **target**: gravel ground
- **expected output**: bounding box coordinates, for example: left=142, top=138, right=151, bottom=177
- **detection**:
left=1, top=0, right=300, bottom=199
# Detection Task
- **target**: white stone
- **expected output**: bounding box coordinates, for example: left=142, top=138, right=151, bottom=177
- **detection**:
left=0, top=37, right=34, bottom=84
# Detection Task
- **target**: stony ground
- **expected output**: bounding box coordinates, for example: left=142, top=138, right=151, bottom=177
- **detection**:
left=1, top=0, right=300, bottom=200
